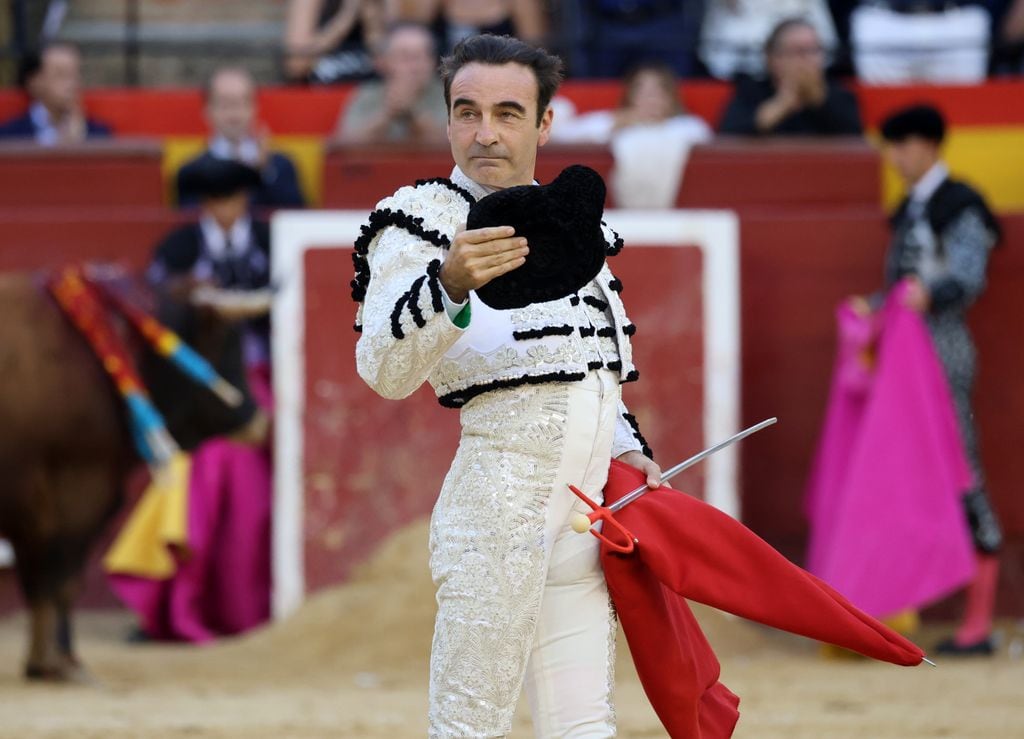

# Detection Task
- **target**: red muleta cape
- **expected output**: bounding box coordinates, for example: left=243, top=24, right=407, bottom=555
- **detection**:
left=599, top=460, right=924, bottom=738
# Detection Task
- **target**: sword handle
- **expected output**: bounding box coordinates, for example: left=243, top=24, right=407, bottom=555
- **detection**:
left=567, top=485, right=636, bottom=555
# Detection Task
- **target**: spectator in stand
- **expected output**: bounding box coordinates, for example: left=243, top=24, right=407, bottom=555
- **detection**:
left=551, top=61, right=712, bottom=207
left=393, top=0, right=546, bottom=53
left=566, top=0, right=705, bottom=78
left=177, top=66, right=305, bottom=210
left=700, top=0, right=839, bottom=80
left=719, top=18, right=863, bottom=136
left=333, top=22, right=448, bottom=145
left=0, top=43, right=111, bottom=144
left=283, top=0, right=388, bottom=84
left=999, top=0, right=1024, bottom=72
left=850, top=1, right=992, bottom=84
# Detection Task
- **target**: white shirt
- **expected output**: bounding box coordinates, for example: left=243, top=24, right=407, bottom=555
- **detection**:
left=29, top=102, right=59, bottom=146
left=198, top=212, right=255, bottom=262
left=910, top=160, right=949, bottom=208
left=906, top=161, right=950, bottom=283
left=208, top=135, right=262, bottom=167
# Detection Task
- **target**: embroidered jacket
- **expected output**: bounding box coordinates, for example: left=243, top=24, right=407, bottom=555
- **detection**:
left=353, top=166, right=652, bottom=458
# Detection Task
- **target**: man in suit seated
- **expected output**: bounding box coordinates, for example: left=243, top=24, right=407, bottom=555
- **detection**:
left=176, top=65, right=305, bottom=210
left=0, top=43, right=111, bottom=144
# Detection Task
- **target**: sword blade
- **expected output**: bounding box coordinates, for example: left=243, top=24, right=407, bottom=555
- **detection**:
left=607, top=417, right=778, bottom=513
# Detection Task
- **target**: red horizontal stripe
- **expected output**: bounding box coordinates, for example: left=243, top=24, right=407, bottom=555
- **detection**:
left=2, top=79, right=1024, bottom=136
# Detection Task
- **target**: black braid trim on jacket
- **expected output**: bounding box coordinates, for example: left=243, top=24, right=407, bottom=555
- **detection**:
left=579, top=325, right=596, bottom=338
left=407, top=275, right=428, bottom=328
left=438, top=371, right=588, bottom=409
left=583, top=295, right=609, bottom=311
left=597, top=326, right=617, bottom=338
left=624, top=369, right=639, bottom=383
left=390, top=292, right=411, bottom=339
left=606, top=360, right=623, bottom=372
left=415, top=177, right=476, bottom=207
left=602, top=221, right=625, bottom=256
left=622, top=323, right=637, bottom=336
left=426, top=259, right=444, bottom=313
left=570, top=295, right=581, bottom=306
left=351, top=207, right=451, bottom=312
left=513, top=325, right=575, bottom=341
left=622, top=412, right=653, bottom=459
left=587, top=361, right=604, bottom=370
left=608, top=278, right=623, bottom=293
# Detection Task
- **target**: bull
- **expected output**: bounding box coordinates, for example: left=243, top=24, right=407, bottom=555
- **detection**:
left=0, top=272, right=266, bottom=680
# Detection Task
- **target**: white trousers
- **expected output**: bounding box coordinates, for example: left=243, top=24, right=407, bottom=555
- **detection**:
left=428, top=371, right=621, bottom=738
left=851, top=5, right=990, bottom=85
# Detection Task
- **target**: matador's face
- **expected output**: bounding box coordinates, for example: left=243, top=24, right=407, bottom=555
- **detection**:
left=447, top=62, right=553, bottom=190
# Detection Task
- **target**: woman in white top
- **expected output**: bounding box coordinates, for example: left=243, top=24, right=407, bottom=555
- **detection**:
left=552, top=63, right=712, bottom=208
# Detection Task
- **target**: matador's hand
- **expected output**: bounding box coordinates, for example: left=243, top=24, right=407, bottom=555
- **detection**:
left=439, top=224, right=529, bottom=303
left=617, top=450, right=662, bottom=489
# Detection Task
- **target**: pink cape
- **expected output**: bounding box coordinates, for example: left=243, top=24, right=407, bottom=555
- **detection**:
left=109, top=366, right=272, bottom=643
left=805, top=284, right=975, bottom=617
left=109, top=439, right=271, bottom=642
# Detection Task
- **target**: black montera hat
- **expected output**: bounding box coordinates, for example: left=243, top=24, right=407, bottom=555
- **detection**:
left=179, top=156, right=262, bottom=200
left=468, top=165, right=608, bottom=310
left=880, top=104, right=946, bottom=144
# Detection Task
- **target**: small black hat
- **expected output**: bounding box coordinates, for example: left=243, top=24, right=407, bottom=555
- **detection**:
left=880, top=104, right=946, bottom=144
left=178, top=156, right=262, bottom=200
left=468, top=165, right=608, bottom=311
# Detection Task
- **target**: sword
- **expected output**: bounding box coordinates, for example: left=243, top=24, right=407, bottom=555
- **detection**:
left=568, top=418, right=778, bottom=553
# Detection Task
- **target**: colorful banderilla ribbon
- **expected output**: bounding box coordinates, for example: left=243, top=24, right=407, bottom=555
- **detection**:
left=95, top=279, right=243, bottom=409
left=49, top=267, right=178, bottom=467
left=568, top=418, right=778, bottom=554
left=48, top=265, right=244, bottom=467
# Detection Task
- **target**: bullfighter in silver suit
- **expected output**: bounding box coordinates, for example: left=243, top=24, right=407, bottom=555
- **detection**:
left=353, top=34, right=662, bottom=738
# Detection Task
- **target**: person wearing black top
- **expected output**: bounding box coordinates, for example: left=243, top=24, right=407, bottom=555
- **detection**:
left=150, top=157, right=272, bottom=448
left=0, top=44, right=111, bottom=144
left=719, top=17, right=862, bottom=136
left=176, top=66, right=305, bottom=210
left=853, top=104, right=1003, bottom=656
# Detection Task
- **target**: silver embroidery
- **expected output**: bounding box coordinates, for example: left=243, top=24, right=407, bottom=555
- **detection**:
left=606, top=597, right=619, bottom=733
left=428, top=383, right=570, bottom=737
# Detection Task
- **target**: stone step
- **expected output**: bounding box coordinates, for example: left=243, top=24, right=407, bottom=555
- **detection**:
left=57, top=0, right=289, bottom=85
left=63, top=0, right=284, bottom=24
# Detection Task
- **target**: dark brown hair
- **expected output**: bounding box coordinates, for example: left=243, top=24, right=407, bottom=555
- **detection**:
left=619, top=61, right=683, bottom=115
left=765, top=17, right=817, bottom=56
left=440, top=34, right=564, bottom=126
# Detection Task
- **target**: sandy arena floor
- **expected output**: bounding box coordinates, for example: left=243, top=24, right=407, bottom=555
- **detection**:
left=0, top=521, right=1022, bottom=739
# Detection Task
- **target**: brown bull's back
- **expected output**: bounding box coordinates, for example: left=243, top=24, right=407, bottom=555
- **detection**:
left=0, top=274, right=127, bottom=460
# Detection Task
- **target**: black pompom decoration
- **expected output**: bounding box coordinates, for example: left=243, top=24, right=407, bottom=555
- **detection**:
left=468, top=165, right=607, bottom=310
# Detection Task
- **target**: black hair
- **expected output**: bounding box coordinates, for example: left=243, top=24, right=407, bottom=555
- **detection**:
left=440, top=34, right=564, bottom=126
left=17, top=42, right=79, bottom=90
left=17, top=50, right=42, bottom=90
left=619, top=60, right=683, bottom=114
left=881, top=104, right=946, bottom=144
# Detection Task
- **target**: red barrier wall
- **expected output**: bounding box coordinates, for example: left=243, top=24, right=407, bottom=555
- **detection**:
left=299, top=244, right=705, bottom=590
left=1, top=138, right=1022, bottom=618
